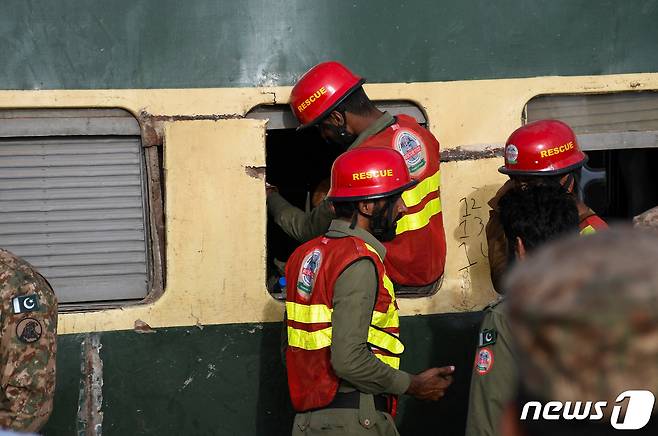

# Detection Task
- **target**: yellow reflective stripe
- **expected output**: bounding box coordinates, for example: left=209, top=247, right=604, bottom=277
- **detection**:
left=402, top=170, right=440, bottom=208
left=368, top=328, right=405, bottom=355
left=383, top=275, right=395, bottom=301
left=287, top=326, right=332, bottom=350
left=371, top=308, right=399, bottom=329
left=396, top=197, right=442, bottom=235
left=286, top=302, right=332, bottom=324
left=374, top=354, right=400, bottom=369
left=580, top=225, right=596, bottom=236
left=364, top=243, right=382, bottom=261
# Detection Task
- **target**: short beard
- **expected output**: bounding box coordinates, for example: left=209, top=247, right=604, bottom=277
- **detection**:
left=325, top=123, right=357, bottom=148
left=370, top=199, right=399, bottom=242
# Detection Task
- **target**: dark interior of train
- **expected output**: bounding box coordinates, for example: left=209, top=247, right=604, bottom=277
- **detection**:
left=583, top=148, right=658, bottom=222
left=265, top=127, right=343, bottom=295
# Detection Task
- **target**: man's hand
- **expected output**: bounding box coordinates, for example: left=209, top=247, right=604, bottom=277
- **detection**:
left=406, top=366, right=455, bottom=401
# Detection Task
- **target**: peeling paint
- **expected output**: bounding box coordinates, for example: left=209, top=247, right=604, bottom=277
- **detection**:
left=77, top=334, right=104, bottom=436
left=134, top=319, right=157, bottom=334
left=245, top=165, right=266, bottom=179
left=441, top=144, right=504, bottom=162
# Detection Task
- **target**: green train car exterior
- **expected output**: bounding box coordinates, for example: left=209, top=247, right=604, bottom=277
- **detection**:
left=1, top=1, right=658, bottom=435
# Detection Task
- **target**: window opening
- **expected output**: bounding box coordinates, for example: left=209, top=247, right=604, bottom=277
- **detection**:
left=248, top=101, right=429, bottom=300
left=525, top=92, right=658, bottom=221
left=0, top=109, right=159, bottom=307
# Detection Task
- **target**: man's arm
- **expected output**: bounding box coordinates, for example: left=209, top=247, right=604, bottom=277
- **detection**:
left=330, top=259, right=454, bottom=398
left=0, top=277, right=57, bottom=432
left=465, top=308, right=516, bottom=436
left=330, top=259, right=412, bottom=395
left=267, top=192, right=334, bottom=243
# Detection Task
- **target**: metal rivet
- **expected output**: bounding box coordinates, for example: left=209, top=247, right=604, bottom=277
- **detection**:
left=364, top=419, right=371, bottom=426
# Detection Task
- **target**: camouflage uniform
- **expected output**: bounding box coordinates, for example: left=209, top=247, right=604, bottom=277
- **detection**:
left=505, top=228, right=658, bottom=417
left=0, top=249, right=57, bottom=432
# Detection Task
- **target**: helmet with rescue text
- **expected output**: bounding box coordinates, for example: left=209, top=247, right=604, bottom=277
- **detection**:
left=290, top=61, right=366, bottom=129
left=327, top=147, right=416, bottom=202
left=327, top=147, right=416, bottom=242
left=499, top=119, right=588, bottom=177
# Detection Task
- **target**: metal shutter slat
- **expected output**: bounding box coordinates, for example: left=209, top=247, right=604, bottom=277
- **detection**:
left=0, top=135, right=149, bottom=303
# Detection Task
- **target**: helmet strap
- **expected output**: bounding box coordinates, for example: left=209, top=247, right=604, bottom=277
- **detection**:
left=349, top=210, right=358, bottom=230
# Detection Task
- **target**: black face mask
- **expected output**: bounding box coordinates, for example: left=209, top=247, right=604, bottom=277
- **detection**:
left=362, top=197, right=401, bottom=242
left=324, top=122, right=358, bottom=149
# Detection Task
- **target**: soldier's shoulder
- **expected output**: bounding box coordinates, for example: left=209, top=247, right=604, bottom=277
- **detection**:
left=484, top=296, right=506, bottom=312
left=0, top=248, right=56, bottom=304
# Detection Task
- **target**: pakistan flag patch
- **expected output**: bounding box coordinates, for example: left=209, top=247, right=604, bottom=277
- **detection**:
left=478, top=329, right=497, bottom=347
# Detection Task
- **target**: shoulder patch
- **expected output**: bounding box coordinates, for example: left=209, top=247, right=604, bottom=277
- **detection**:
left=475, top=347, right=494, bottom=375
left=16, top=317, right=43, bottom=343
left=296, top=248, right=323, bottom=301
left=394, top=130, right=427, bottom=175
left=12, top=294, right=40, bottom=314
left=478, top=329, right=497, bottom=347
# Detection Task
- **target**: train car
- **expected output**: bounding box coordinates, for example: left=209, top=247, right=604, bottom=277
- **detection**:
left=1, top=1, right=657, bottom=434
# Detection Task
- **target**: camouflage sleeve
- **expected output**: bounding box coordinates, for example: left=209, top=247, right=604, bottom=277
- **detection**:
left=0, top=264, right=58, bottom=433
left=267, top=192, right=334, bottom=242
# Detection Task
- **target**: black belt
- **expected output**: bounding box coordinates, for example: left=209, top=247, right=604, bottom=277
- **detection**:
left=324, top=391, right=389, bottom=413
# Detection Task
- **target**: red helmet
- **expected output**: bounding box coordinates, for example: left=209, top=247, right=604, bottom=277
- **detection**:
left=290, top=61, right=366, bottom=129
left=327, top=147, right=417, bottom=202
left=499, top=119, right=588, bottom=176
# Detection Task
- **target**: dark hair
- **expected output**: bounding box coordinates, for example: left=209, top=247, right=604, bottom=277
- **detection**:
left=499, top=183, right=579, bottom=257
left=333, top=86, right=377, bottom=117
left=331, top=201, right=358, bottom=219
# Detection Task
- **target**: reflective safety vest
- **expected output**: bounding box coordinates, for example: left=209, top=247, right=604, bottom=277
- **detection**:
left=579, top=213, right=608, bottom=235
left=285, top=235, right=404, bottom=412
left=357, top=115, right=446, bottom=287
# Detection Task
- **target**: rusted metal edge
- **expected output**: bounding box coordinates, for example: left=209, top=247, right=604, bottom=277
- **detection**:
left=137, top=111, right=245, bottom=146
left=77, top=334, right=104, bottom=436
left=440, top=145, right=504, bottom=162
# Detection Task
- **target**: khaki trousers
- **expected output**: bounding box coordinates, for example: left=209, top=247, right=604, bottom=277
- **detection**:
left=291, top=393, right=399, bottom=436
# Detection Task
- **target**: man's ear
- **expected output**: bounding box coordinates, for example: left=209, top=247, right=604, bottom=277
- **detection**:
left=357, top=200, right=375, bottom=215
left=515, top=237, right=527, bottom=261
left=327, top=110, right=345, bottom=126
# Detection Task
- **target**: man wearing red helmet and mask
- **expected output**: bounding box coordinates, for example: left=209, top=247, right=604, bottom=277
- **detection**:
left=486, top=120, right=607, bottom=290
left=285, top=147, right=453, bottom=435
left=268, top=61, right=446, bottom=295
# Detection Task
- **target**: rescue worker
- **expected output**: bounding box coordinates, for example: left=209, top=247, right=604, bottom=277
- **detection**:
left=269, top=61, right=446, bottom=294
left=466, top=184, right=579, bottom=436
left=285, top=147, right=454, bottom=436
left=487, top=119, right=607, bottom=291
left=0, top=249, right=57, bottom=431
left=502, top=228, right=658, bottom=435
